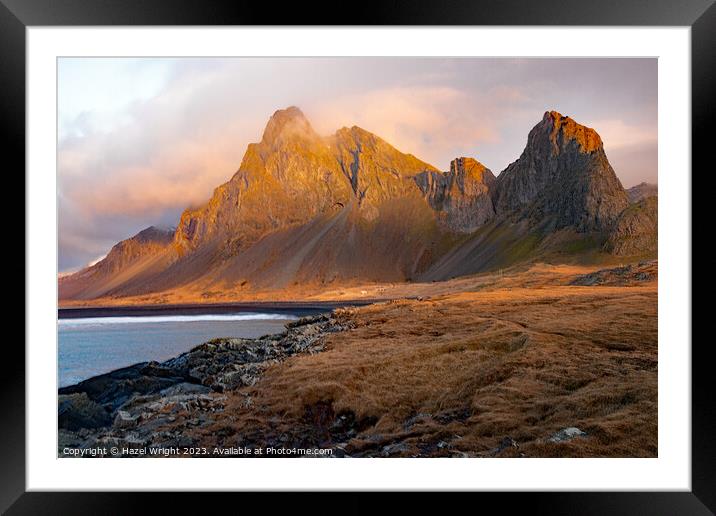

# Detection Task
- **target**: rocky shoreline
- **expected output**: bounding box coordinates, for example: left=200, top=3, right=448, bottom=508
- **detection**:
left=58, top=311, right=353, bottom=457
left=57, top=262, right=658, bottom=458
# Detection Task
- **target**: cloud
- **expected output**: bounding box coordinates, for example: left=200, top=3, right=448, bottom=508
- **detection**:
left=591, top=118, right=657, bottom=151
left=308, top=85, right=526, bottom=169
left=58, top=64, right=264, bottom=269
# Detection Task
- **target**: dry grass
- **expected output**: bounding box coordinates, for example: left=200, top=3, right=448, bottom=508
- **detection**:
left=189, top=270, right=657, bottom=457
left=58, top=261, right=648, bottom=307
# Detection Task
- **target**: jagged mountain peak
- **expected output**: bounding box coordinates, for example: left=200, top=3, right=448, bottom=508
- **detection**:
left=493, top=111, right=627, bottom=232
left=174, top=109, right=440, bottom=253
left=267, top=105, right=308, bottom=125
left=260, top=106, right=318, bottom=146
left=449, top=157, right=495, bottom=185
left=415, top=156, right=496, bottom=234
left=532, top=110, right=603, bottom=155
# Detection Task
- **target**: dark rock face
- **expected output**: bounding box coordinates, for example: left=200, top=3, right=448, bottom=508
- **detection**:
left=58, top=393, right=112, bottom=431
left=604, top=197, right=658, bottom=256
left=415, top=157, right=496, bottom=233
left=626, top=182, right=658, bottom=203
left=59, top=362, right=189, bottom=412
left=492, top=111, right=629, bottom=232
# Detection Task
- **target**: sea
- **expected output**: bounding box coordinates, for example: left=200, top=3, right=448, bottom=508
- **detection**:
left=57, top=305, right=333, bottom=388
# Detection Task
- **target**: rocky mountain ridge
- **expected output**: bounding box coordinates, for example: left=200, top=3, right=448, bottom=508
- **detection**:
left=59, top=226, right=176, bottom=300
left=60, top=108, right=656, bottom=300
left=174, top=107, right=437, bottom=256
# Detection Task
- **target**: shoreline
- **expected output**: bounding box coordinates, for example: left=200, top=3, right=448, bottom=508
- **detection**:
left=58, top=312, right=350, bottom=456
left=58, top=299, right=382, bottom=319
left=57, top=266, right=658, bottom=458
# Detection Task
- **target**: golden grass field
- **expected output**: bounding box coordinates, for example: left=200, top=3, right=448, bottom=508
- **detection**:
left=178, top=262, right=658, bottom=457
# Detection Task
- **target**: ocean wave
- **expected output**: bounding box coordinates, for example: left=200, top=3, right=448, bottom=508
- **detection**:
left=58, top=313, right=298, bottom=328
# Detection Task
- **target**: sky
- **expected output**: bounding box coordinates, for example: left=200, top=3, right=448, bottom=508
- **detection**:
left=58, top=57, right=657, bottom=272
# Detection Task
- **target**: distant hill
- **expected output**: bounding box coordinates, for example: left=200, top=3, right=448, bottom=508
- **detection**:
left=626, top=182, right=658, bottom=203
left=60, top=108, right=657, bottom=301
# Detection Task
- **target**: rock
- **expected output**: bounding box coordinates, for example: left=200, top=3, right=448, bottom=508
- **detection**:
left=58, top=393, right=112, bottom=431
left=159, top=382, right=212, bottom=396
left=496, top=436, right=519, bottom=453
left=548, top=427, right=587, bottom=443
left=58, top=428, right=95, bottom=451
left=286, top=314, right=329, bottom=329
left=381, top=442, right=409, bottom=457
left=58, top=362, right=188, bottom=411
left=403, top=412, right=433, bottom=430
left=604, top=197, right=657, bottom=255
left=570, top=260, right=657, bottom=286
left=156, top=435, right=194, bottom=449
left=414, top=157, right=496, bottom=233
left=626, top=182, right=657, bottom=203
left=332, top=444, right=351, bottom=458
left=113, top=410, right=139, bottom=429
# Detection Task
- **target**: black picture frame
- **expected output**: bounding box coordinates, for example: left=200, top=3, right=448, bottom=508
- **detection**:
left=4, top=0, right=712, bottom=513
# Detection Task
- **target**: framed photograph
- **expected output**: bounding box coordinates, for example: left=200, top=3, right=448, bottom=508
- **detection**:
left=6, top=0, right=712, bottom=512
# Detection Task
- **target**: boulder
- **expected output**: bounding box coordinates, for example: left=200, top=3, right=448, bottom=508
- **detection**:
left=58, top=393, right=112, bottom=431
left=548, top=427, right=587, bottom=443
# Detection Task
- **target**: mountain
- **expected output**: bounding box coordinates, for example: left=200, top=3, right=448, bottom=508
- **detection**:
left=330, top=125, right=439, bottom=218
left=61, top=108, right=446, bottom=299
left=422, top=111, right=637, bottom=281
left=604, top=196, right=658, bottom=256
left=174, top=108, right=438, bottom=254
left=59, top=226, right=175, bottom=300
left=492, top=111, right=629, bottom=232
left=626, top=182, right=658, bottom=203
left=174, top=107, right=353, bottom=255
left=415, top=157, right=496, bottom=233
left=59, top=108, right=656, bottom=302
